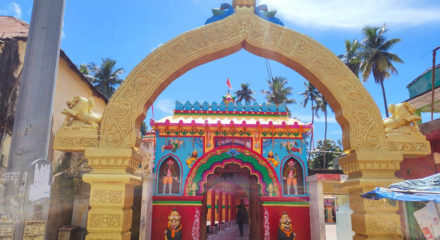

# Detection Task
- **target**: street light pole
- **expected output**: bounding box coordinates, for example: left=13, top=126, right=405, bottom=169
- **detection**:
left=3, top=0, right=65, bottom=239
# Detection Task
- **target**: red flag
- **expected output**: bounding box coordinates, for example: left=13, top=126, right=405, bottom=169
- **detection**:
left=226, top=78, right=232, bottom=89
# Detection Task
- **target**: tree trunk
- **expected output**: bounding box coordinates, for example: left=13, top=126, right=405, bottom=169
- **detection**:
left=308, top=101, right=314, bottom=164
left=380, top=78, right=389, bottom=117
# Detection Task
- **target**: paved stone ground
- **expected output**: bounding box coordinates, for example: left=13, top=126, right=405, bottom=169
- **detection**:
left=325, top=224, right=337, bottom=240
left=207, top=223, right=336, bottom=239
left=207, top=224, right=249, bottom=240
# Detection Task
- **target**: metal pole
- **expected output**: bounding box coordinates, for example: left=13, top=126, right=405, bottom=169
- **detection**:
left=432, top=47, right=440, bottom=121
left=3, top=0, right=65, bottom=239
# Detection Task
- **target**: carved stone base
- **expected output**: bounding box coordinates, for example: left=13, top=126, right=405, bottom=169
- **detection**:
left=83, top=149, right=142, bottom=240
left=340, top=151, right=404, bottom=240
left=86, top=232, right=131, bottom=240
left=386, top=134, right=431, bottom=155
left=54, top=128, right=99, bottom=152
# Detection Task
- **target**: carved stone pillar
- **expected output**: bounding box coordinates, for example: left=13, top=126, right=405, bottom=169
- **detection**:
left=339, top=151, right=403, bottom=240
left=83, top=148, right=142, bottom=240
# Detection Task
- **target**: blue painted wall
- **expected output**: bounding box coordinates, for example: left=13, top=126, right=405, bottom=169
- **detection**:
left=154, top=135, right=204, bottom=195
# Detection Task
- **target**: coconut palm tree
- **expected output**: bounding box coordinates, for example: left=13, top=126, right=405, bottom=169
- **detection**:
left=359, top=24, right=403, bottom=117
left=88, top=58, right=124, bottom=98
left=315, top=96, right=331, bottom=168
left=298, top=82, right=321, bottom=161
left=262, top=76, right=296, bottom=116
left=338, top=39, right=362, bottom=77
left=235, top=82, right=256, bottom=103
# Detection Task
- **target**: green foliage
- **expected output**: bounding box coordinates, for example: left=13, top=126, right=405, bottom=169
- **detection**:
left=85, top=58, right=124, bottom=98
left=140, top=122, right=147, bottom=137
left=310, top=139, right=343, bottom=169
left=338, top=39, right=362, bottom=77
left=234, top=82, right=256, bottom=103
left=262, top=76, right=296, bottom=116
left=359, top=24, right=403, bottom=117
left=298, top=82, right=322, bottom=161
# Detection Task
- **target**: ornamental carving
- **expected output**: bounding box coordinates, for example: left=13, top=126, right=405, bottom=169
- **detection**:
left=367, top=216, right=402, bottom=235
left=92, top=190, right=123, bottom=204
left=387, top=141, right=430, bottom=153
left=89, top=213, right=121, bottom=228
left=53, top=128, right=99, bottom=152
left=99, top=8, right=386, bottom=153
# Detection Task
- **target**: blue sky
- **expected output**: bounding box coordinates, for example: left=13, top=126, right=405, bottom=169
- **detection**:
left=1, top=0, right=440, bottom=147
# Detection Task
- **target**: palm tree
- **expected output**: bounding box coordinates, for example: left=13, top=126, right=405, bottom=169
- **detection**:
left=359, top=24, right=403, bottom=117
left=315, top=96, right=331, bottom=168
left=262, top=76, right=296, bottom=116
left=235, top=82, right=256, bottom=103
left=298, top=82, right=321, bottom=161
left=338, top=39, right=362, bottom=77
left=88, top=58, right=124, bottom=98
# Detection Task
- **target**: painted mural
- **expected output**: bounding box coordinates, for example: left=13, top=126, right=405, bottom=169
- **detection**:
left=262, top=138, right=307, bottom=196
left=282, top=158, right=304, bottom=195
left=151, top=97, right=312, bottom=239
left=154, top=136, right=204, bottom=195
left=158, top=157, right=181, bottom=194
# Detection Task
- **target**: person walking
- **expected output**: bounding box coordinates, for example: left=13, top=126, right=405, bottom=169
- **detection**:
left=236, top=203, right=248, bottom=237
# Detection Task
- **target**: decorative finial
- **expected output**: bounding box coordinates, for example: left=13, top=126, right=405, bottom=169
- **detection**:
left=222, top=92, right=236, bottom=105
left=232, top=0, right=256, bottom=8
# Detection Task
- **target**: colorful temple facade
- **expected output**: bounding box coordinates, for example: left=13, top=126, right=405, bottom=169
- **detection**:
left=150, top=94, right=312, bottom=239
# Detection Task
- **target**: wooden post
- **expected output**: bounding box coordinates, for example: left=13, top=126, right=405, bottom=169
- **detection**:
left=211, top=189, right=215, bottom=230
left=219, top=191, right=223, bottom=228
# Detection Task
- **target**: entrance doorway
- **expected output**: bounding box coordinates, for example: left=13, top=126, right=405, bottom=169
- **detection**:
left=201, top=163, right=262, bottom=240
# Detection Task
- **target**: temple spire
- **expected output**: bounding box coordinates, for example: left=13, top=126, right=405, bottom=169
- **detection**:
left=223, top=92, right=236, bottom=105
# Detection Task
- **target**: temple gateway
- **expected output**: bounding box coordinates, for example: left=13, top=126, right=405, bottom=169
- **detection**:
left=48, top=0, right=432, bottom=239
left=149, top=93, right=312, bottom=239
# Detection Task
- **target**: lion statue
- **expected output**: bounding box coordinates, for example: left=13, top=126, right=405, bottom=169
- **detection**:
left=383, top=102, right=421, bottom=135
left=62, top=96, right=102, bottom=129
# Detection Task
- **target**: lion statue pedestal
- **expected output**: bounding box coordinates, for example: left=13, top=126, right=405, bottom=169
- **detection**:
left=54, top=96, right=102, bottom=152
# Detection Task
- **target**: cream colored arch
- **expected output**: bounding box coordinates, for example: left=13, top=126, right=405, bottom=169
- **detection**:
left=53, top=4, right=432, bottom=239
left=99, top=6, right=385, bottom=152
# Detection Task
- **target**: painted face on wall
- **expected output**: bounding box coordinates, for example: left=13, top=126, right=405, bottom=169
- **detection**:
left=279, top=213, right=292, bottom=231
left=288, top=160, right=295, bottom=167
left=167, top=159, right=174, bottom=166
left=168, top=210, right=181, bottom=227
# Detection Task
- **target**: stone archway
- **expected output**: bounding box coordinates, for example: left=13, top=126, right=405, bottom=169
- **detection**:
left=54, top=2, right=431, bottom=240
left=99, top=6, right=384, bottom=153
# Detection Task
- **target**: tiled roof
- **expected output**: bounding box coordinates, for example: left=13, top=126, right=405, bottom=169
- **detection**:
left=0, top=16, right=29, bottom=39
left=155, top=115, right=309, bottom=126
left=0, top=16, right=108, bottom=102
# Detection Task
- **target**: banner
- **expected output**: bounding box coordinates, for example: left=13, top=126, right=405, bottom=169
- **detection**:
left=413, top=201, right=440, bottom=240
left=214, top=137, right=252, bottom=149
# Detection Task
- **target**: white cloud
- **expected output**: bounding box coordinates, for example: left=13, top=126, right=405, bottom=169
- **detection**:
left=0, top=2, right=22, bottom=18
left=156, top=99, right=174, bottom=115
left=258, top=0, right=440, bottom=29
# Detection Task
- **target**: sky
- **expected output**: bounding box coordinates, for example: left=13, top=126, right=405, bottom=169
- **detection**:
left=1, top=0, right=440, bottom=148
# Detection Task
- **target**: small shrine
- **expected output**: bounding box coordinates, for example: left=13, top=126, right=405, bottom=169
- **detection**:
left=150, top=93, right=312, bottom=239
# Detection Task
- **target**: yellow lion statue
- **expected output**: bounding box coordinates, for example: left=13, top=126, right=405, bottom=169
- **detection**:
left=383, top=102, right=421, bottom=135
left=62, top=96, right=102, bottom=129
